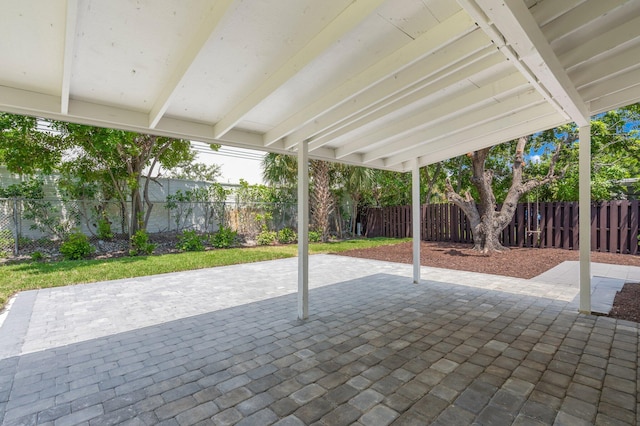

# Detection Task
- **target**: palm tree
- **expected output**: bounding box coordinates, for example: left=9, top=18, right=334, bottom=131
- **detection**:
left=310, top=160, right=333, bottom=242
left=262, top=153, right=297, bottom=188
left=262, top=153, right=337, bottom=242
left=338, top=165, right=375, bottom=235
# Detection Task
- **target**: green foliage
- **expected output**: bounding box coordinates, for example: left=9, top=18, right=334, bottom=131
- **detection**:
left=165, top=161, right=222, bottom=182
left=60, top=232, right=95, bottom=260
left=235, top=179, right=293, bottom=205
left=308, top=230, right=321, bottom=242
left=367, top=164, right=448, bottom=207
left=177, top=230, right=205, bottom=252
left=210, top=226, right=238, bottom=248
left=166, top=189, right=196, bottom=231
left=0, top=113, right=66, bottom=175
left=372, top=170, right=413, bottom=206
left=166, top=184, right=231, bottom=232
left=262, top=153, right=298, bottom=188
left=257, top=230, right=277, bottom=246
left=0, top=230, right=14, bottom=247
left=53, top=121, right=200, bottom=233
left=96, top=217, right=113, bottom=240
left=0, top=177, right=46, bottom=199
left=255, top=213, right=273, bottom=230
left=531, top=107, right=640, bottom=201
left=2, top=179, right=77, bottom=240
left=276, top=227, right=297, bottom=244
left=31, top=251, right=44, bottom=261
left=208, top=182, right=232, bottom=203
left=24, top=199, right=76, bottom=240
left=129, top=229, right=156, bottom=256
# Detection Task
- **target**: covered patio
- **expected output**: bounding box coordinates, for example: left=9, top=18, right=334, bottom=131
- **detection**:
left=0, top=256, right=638, bottom=424
left=3, top=0, right=640, bottom=317
left=2, top=0, right=640, bottom=424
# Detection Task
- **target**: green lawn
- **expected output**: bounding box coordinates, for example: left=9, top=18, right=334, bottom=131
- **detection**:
left=0, top=237, right=408, bottom=310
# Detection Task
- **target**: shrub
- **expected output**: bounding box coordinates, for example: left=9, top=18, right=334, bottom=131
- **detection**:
left=96, top=217, right=113, bottom=240
left=276, top=227, right=297, bottom=244
left=308, top=230, right=321, bottom=242
left=210, top=226, right=238, bottom=249
left=177, top=230, right=205, bottom=252
left=256, top=230, right=277, bottom=246
left=60, top=232, right=95, bottom=260
left=129, top=229, right=156, bottom=256
left=31, top=251, right=44, bottom=261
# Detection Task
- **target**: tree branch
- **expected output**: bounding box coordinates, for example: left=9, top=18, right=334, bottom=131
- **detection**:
left=445, top=178, right=480, bottom=225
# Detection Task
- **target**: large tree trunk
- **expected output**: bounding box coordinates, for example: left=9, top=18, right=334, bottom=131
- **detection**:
left=445, top=136, right=564, bottom=253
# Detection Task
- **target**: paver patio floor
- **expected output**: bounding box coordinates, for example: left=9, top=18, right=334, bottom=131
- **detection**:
left=0, top=255, right=638, bottom=425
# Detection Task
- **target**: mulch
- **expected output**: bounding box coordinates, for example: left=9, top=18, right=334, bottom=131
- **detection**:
left=335, top=241, right=640, bottom=323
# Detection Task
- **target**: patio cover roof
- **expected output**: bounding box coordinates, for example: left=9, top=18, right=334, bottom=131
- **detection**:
left=1, top=0, right=640, bottom=170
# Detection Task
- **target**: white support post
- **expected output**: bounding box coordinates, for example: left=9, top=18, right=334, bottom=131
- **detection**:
left=297, top=140, right=309, bottom=320
left=579, top=124, right=591, bottom=314
left=412, top=160, right=421, bottom=283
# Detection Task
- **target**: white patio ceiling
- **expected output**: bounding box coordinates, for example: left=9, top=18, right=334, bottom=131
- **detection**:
left=1, top=0, right=640, bottom=171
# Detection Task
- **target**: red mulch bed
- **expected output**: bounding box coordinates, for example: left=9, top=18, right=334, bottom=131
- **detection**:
left=336, top=241, right=640, bottom=322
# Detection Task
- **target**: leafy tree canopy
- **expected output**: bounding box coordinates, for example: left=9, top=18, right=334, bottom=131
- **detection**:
left=164, top=162, right=222, bottom=182
left=0, top=113, right=67, bottom=175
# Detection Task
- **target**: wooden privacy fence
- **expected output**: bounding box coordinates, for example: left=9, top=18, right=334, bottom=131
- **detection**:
left=364, top=201, right=640, bottom=254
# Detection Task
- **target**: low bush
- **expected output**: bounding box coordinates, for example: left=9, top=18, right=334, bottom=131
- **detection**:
left=276, top=227, right=297, bottom=244
left=96, top=217, right=113, bottom=240
left=129, top=229, right=156, bottom=256
left=60, top=232, right=95, bottom=260
left=177, top=230, right=205, bottom=252
left=31, top=251, right=44, bottom=261
left=210, top=226, right=238, bottom=249
left=308, top=230, right=321, bottom=242
left=257, top=230, right=277, bottom=246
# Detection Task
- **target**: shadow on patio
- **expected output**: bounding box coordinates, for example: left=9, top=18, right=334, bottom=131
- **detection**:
left=0, top=267, right=638, bottom=425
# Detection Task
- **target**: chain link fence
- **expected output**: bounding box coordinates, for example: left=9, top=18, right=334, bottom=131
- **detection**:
left=0, top=198, right=349, bottom=260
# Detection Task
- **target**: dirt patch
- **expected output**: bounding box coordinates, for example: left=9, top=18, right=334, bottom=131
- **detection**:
left=608, top=283, right=640, bottom=323
left=336, top=241, right=640, bottom=322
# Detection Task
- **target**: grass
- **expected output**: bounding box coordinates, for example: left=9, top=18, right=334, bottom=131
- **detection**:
left=0, top=237, right=408, bottom=310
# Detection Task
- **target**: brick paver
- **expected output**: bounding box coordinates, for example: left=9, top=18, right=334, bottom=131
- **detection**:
left=0, top=255, right=638, bottom=425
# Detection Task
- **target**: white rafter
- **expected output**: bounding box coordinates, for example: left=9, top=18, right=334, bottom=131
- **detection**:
left=285, top=32, right=495, bottom=151
left=337, top=71, right=527, bottom=160
left=468, top=0, right=590, bottom=125
left=560, top=14, right=640, bottom=70
left=304, top=49, right=502, bottom=152
left=362, top=73, right=530, bottom=163
left=590, top=83, right=640, bottom=116
left=529, top=0, right=584, bottom=28
left=542, top=0, right=628, bottom=44
left=415, top=112, right=565, bottom=168
left=60, top=0, right=78, bottom=115
left=572, top=43, right=640, bottom=90
left=211, top=0, right=387, bottom=140
left=263, top=9, right=477, bottom=147
left=378, top=91, right=549, bottom=167
left=148, top=0, right=235, bottom=129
